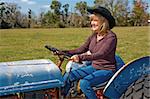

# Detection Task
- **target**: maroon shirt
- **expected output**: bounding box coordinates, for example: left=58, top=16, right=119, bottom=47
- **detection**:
left=68, top=31, right=117, bottom=71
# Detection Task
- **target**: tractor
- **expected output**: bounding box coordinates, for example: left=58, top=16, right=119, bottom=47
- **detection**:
left=0, top=45, right=149, bottom=99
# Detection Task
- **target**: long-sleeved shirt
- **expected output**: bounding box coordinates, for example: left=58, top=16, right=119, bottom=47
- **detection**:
left=68, top=31, right=117, bottom=71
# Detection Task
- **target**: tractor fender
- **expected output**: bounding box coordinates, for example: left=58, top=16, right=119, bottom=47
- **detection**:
left=103, top=56, right=150, bottom=98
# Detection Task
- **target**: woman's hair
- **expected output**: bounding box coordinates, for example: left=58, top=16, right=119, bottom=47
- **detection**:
left=90, top=13, right=110, bottom=35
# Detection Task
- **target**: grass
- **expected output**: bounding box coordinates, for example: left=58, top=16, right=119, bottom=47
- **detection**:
left=0, top=26, right=149, bottom=70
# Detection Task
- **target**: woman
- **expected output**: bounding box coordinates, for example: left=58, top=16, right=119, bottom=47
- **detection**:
left=63, top=6, right=117, bottom=99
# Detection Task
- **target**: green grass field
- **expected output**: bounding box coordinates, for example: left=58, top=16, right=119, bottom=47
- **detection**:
left=0, top=26, right=149, bottom=69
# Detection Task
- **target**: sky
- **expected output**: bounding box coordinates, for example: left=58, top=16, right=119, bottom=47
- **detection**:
left=0, top=0, right=94, bottom=15
left=1, top=0, right=150, bottom=16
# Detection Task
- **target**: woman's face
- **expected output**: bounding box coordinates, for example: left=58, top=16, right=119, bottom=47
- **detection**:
left=90, top=14, right=102, bottom=32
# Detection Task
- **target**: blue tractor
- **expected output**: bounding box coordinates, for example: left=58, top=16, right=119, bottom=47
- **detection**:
left=0, top=45, right=149, bottom=99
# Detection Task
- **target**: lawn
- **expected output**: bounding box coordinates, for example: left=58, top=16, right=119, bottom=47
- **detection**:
left=0, top=26, right=149, bottom=70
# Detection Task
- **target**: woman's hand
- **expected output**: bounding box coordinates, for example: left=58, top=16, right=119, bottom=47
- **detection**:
left=70, top=55, right=79, bottom=63
left=53, top=50, right=68, bottom=55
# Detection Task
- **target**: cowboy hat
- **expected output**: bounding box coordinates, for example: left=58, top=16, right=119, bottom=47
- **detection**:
left=87, top=6, right=116, bottom=29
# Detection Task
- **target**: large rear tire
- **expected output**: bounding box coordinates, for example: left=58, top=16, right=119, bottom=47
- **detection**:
left=120, top=74, right=150, bottom=99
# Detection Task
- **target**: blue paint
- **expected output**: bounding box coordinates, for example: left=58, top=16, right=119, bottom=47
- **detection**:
left=104, top=56, right=150, bottom=98
left=0, top=59, right=64, bottom=96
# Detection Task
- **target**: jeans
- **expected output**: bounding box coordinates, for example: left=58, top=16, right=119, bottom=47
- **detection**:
left=63, top=63, right=114, bottom=99
left=65, top=61, right=92, bottom=73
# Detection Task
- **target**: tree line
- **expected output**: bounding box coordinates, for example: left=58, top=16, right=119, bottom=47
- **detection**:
left=0, top=0, right=149, bottom=29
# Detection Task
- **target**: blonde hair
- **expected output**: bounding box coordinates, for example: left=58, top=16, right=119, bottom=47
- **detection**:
left=90, top=13, right=110, bottom=35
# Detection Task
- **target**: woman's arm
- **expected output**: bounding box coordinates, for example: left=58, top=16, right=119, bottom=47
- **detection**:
left=67, top=34, right=93, bottom=55
left=78, top=36, right=117, bottom=61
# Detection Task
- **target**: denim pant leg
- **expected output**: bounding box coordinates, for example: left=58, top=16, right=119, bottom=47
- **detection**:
left=63, top=65, right=96, bottom=96
left=80, top=70, right=114, bottom=99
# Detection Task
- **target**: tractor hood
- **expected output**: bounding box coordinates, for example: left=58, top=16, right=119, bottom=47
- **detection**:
left=0, top=59, right=63, bottom=96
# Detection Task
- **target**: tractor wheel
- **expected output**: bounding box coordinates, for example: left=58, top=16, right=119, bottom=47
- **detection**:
left=120, top=74, right=150, bottom=99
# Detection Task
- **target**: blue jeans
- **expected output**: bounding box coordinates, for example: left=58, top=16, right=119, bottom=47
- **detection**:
left=63, top=65, right=114, bottom=99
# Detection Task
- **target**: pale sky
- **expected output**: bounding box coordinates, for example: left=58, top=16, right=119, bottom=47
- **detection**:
left=1, top=0, right=149, bottom=16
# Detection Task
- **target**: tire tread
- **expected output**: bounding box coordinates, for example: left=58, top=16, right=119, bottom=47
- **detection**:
left=120, top=74, right=150, bottom=99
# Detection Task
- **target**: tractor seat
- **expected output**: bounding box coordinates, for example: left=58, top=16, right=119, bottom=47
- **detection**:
left=93, top=55, right=125, bottom=90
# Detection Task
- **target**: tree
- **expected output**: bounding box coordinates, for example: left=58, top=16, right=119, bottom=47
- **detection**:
left=62, top=4, right=69, bottom=17
left=50, top=0, right=63, bottom=27
left=50, top=0, right=61, bottom=15
left=28, top=9, right=32, bottom=28
left=131, top=0, right=149, bottom=26
left=62, top=4, right=69, bottom=26
left=75, top=1, right=88, bottom=16
left=75, top=1, right=89, bottom=27
left=0, top=2, right=18, bottom=28
left=0, top=2, right=28, bottom=28
left=94, top=0, right=130, bottom=26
